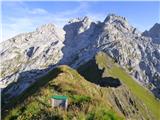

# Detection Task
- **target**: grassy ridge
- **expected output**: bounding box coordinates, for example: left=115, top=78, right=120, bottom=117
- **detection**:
left=4, top=65, right=124, bottom=120
left=3, top=51, right=160, bottom=120
left=96, top=51, right=160, bottom=119
left=2, top=67, right=62, bottom=111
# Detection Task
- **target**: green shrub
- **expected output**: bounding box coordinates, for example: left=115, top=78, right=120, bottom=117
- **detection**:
left=127, top=66, right=133, bottom=72
left=70, top=95, right=91, bottom=105
left=87, top=108, right=123, bottom=120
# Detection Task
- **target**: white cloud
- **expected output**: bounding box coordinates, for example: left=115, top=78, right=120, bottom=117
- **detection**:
left=29, top=8, right=48, bottom=15
left=1, top=2, right=99, bottom=42
left=56, top=2, right=89, bottom=17
left=2, top=17, right=35, bottom=40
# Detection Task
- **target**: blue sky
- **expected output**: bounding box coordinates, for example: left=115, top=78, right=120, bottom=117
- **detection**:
left=1, top=1, right=160, bottom=41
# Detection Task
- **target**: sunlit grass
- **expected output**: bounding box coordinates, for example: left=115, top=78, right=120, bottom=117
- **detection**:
left=96, top=51, right=160, bottom=119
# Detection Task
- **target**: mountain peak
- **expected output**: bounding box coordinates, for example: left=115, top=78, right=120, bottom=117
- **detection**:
left=68, top=18, right=81, bottom=23
left=103, top=14, right=135, bottom=33
left=153, top=23, right=160, bottom=27
left=142, top=23, right=160, bottom=44
left=68, top=16, right=92, bottom=24
left=82, top=16, right=92, bottom=22
left=150, top=23, right=160, bottom=32
left=104, top=13, right=126, bottom=23
left=35, top=23, right=65, bottom=40
left=1, top=14, right=160, bottom=113
left=36, top=23, right=56, bottom=33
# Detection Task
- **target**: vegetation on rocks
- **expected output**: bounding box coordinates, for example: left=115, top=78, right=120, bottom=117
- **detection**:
left=95, top=52, right=160, bottom=119
left=3, top=52, right=160, bottom=120
left=3, top=65, right=124, bottom=120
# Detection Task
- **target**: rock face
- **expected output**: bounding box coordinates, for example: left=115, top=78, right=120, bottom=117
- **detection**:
left=1, top=14, right=160, bottom=99
left=0, top=24, right=65, bottom=96
left=142, top=23, right=160, bottom=44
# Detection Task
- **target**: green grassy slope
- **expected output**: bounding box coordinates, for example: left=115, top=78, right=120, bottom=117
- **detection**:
left=95, top=51, right=160, bottom=119
left=3, top=65, right=124, bottom=120
left=3, top=51, right=160, bottom=120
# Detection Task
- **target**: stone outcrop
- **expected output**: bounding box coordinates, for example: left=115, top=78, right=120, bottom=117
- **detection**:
left=1, top=14, right=160, bottom=99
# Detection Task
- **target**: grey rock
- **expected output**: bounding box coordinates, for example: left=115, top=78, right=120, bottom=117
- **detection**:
left=143, top=23, right=160, bottom=44
left=1, top=14, right=160, bottom=100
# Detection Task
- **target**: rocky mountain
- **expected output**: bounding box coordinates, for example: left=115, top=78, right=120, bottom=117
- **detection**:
left=142, top=23, right=160, bottom=44
left=1, top=14, right=160, bottom=101
left=0, top=24, right=65, bottom=96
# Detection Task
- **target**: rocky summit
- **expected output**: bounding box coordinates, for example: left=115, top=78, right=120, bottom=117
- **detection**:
left=143, top=23, right=160, bottom=44
left=0, top=14, right=160, bottom=100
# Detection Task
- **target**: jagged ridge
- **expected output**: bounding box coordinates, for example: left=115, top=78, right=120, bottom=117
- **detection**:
left=0, top=14, right=160, bottom=101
